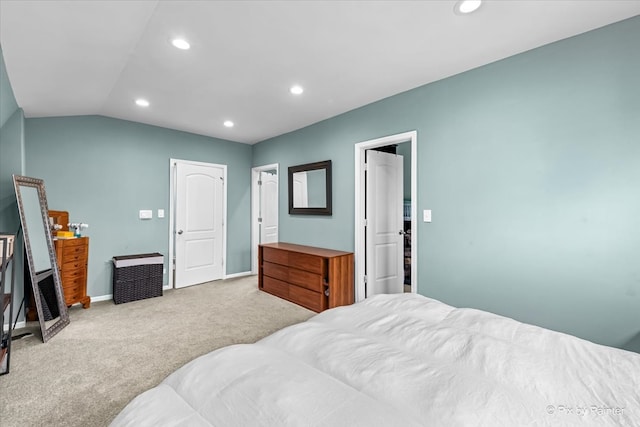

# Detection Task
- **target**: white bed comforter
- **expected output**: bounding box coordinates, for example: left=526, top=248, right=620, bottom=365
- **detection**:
left=111, top=293, right=640, bottom=426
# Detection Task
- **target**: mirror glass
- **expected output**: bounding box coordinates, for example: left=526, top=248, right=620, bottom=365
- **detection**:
left=292, top=169, right=327, bottom=208
left=13, top=175, right=69, bottom=342
left=20, top=186, right=52, bottom=273
left=288, top=160, right=332, bottom=215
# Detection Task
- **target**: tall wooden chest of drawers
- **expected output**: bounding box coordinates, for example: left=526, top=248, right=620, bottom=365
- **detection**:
left=258, top=242, right=354, bottom=312
left=54, top=237, right=91, bottom=309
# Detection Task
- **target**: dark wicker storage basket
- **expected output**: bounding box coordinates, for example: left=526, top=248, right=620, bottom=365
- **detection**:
left=112, top=253, right=163, bottom=304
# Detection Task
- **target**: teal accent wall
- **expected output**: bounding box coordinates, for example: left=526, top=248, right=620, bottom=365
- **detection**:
left=2, top=18, right=638, bottom=349
left=253, top=17, right=640, bottom=348
left=0, top=45, right=25, bottom=318
left=25, top=116, right=252, bottom=298
left=252, top=124, right=357, bottom=251
left=0, top=108, right=23, bottom=233
left=0, top=45, right=18, bottom=129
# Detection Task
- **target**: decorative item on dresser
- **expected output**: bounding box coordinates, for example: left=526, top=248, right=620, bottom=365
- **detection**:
left=258, top=242, right=353, bottom=312
left=49, top=210, right=91, bottom=309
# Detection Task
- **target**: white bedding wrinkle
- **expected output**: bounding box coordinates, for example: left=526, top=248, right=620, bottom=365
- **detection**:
left=111, top=293, right=640, bottom=427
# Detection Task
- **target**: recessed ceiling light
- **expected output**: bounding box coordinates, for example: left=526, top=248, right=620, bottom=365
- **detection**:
left=290, top=85, right=304, bottom=95
left=171, top=38, right=190, bottom=50
left=223, top=120, right=234, bottom=128
left=135, top=98, right=150, bottom=107
left=454, top=0, right=482, bottom=14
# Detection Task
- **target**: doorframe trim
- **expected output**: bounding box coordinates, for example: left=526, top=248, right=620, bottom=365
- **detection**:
left=251, top=163, right=279, bottom=274
left=354, top=131, right=417, bottom=302
left=169, top=158, right=228, bottom=289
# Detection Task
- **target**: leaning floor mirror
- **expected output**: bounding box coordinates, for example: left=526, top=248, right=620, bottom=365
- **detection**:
left=13, top=175, right=69, bottom=342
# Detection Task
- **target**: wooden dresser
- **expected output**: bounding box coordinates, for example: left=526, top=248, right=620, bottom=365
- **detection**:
left=49, top=210, right=91, bottom=309
left=54, top=237, right=90, bottom=309
left=258, top=242, right=353, bottom=312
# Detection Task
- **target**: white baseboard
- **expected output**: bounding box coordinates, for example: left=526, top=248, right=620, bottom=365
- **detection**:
left=91, top=294, right=113, bottom=303
left=4, top=320, right=26, bottom=331
left=13, top=320, right=26, bottom=330
left=225, top=271, right=253, bottom=279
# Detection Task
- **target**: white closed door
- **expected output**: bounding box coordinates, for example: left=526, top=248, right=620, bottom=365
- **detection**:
left=365, top=150, right=404, bottom=296
left=260, top=170, right=278, bottom=244
left=175, top=161, right=225, bottom=288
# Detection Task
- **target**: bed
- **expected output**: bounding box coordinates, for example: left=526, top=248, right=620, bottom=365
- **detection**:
left=111, top=293, right=640, bottom=426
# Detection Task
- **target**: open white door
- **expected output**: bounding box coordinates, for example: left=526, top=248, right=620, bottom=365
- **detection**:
left=365, top=150, right=404, bottom=296
left=259, top=170, right=278, bottom=244
left=251, top=164, right=279, bottom=274
left=174, top=161, right=225, bottom=288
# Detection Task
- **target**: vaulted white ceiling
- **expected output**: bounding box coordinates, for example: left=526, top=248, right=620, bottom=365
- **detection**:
left=1, top=1, right=639, bottom=144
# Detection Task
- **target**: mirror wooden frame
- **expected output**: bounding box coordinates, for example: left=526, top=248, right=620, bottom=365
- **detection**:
left=13, top=175, right=69, bottom=342
left=288, top=160, right=332, bottom=216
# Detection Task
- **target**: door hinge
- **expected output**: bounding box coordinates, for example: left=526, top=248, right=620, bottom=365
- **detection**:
left=258, top=217, right=262, bottom=223
left=363, top=219, right=368, bottom=227
left=258, top=180, right=262, bottom=186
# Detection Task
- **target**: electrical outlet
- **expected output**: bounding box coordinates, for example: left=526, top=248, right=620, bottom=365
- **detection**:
left=139, top=210, right=153, bottom=220
left=423, top=209, right=432, bottom=222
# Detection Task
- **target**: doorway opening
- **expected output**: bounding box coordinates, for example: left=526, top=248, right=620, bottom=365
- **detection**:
left=251, top=164, right=279, bottom=274
left=354, top=131, right=417, bottom=302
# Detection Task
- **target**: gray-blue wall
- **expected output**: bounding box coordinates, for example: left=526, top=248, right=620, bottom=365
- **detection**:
left=0, top=45, right=25, bottom=319
left=0, top=44, right=22, bottom=231
left=1, top=18, right=638, bottom=349
left=25, top=116, right=253, bottom=297
left=252, top=17, right=640, bottom=348
left=0, top=45, right=18, bottom=129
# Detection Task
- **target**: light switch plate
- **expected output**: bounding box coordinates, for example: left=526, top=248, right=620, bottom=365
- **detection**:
left=423, top=209, right=432, bottom=222
left=157, top=209, right=165, bottom=218
left=139, top=209, right=153, bottom=220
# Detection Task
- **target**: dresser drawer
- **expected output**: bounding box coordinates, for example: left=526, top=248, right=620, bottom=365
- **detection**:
left=62, top=244, right=88, bottom=260
left=263, top=261, right=289, bottom=282
left=59, top=237, right=86, bottom=247
left=288, top=253, right=323, bottom=274
left=289, top=285, right=324, bottom=312
left=288, top=268, right=323, bottom=292
left=61, top=267, right=86, bottom=281
left=259, top=243, right=353, bottom=313
left=262, top=276, right=289, bottom=299
left=62, top=276, right=85, bottom=304
left=61, top=259, right=86, bottom=272
left=262, top=247, right=288, bottom=266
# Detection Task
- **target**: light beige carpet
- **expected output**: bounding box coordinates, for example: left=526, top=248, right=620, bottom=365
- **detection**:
left=0, top=275, right=314, bottom=427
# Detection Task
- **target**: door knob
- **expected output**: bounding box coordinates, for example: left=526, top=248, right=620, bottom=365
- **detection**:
left=398, top=230, right=406, bottom=236
left=177, top=230, right=183, bottom=235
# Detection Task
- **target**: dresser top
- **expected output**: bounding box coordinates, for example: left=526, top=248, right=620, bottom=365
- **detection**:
left=260, top=242, right=352, bottom=258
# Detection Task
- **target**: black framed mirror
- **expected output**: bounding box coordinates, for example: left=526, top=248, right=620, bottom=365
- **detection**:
left=13, top=175, right=69, bottom=342
left=288, top=160, right=332, bottom=215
